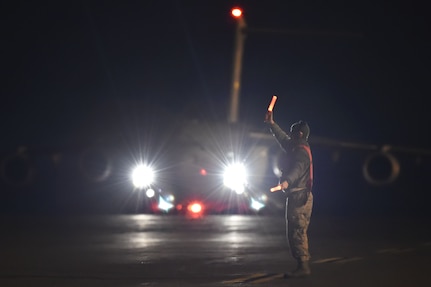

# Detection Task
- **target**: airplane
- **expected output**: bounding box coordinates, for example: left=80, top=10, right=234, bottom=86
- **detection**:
left=1, top=115, right=430, bottom=215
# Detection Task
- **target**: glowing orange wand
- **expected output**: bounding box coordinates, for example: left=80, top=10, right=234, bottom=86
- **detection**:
left=270, top=185, right=282, bottom=192
left=267, top=95, right=277, bottom=112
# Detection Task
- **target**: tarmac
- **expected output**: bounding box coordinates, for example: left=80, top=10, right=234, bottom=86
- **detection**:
left=1, top=213, right=430, bottom=287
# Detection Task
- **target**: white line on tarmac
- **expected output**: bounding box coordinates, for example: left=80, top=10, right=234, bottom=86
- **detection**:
left=312, top=257, right=344, bottom=264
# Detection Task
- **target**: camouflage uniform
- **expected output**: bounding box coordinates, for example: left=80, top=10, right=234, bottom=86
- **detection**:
left=269, top=121, right=313, bottom=265
left=286, top=190, right=313, bottom=262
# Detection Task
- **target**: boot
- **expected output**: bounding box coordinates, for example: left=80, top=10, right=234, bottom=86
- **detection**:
left=283, top=260, right=311, bottom=278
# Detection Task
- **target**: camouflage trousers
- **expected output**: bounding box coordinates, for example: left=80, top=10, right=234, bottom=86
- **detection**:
left=285, top=192, right=313, bottom=262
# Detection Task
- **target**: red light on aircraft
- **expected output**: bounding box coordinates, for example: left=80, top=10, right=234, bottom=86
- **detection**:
left=188, top=202, right=203, bottom=214
left=186, top=202, right=204, bottom=218
left=176, top=204, right=183, bottom=211
left=200, top=168, right=207, bottom=176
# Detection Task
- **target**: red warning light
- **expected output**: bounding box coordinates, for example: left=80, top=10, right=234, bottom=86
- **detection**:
left=231, top=7, right=242, bottom=18
left=188, top=202, right=203, bottom=214
left=200, top=168, right=207, bottom=176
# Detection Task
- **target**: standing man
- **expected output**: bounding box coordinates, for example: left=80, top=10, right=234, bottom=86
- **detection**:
left=264, top=110, right=314, bottom=278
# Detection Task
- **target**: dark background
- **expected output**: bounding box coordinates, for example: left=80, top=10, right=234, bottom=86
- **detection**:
left=1, top=0, right=430, bottom=216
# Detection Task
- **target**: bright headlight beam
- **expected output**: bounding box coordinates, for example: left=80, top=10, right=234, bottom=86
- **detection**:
left=132, top=164, right=154, bottom=189
left=223, top=163, right=247, bottom=194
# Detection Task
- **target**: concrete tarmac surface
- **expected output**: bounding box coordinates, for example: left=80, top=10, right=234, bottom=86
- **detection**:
left=1, top=214, right=430, bottom=287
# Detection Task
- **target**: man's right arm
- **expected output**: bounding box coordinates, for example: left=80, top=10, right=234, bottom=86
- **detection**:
left=264, top=111, right=290, bottom=149
left=269, top=122, right=289, bottom=143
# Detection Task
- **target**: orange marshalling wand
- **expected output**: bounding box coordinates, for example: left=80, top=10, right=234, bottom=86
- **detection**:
left=270, top=185, right=282, bottom=192
left=267, top=95, right=278, bottom=112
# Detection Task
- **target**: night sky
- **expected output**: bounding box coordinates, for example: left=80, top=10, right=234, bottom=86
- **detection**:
left=2, top=0, right=430, bottom=146
left=1, top=1, right=430, bottom=215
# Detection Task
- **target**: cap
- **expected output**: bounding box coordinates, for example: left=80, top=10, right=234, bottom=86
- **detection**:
left=290, top=120, right=310, bottom=140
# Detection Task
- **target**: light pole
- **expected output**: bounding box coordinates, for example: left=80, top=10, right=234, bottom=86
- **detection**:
left=228, top=7, right=247, bottom=124
left=227, top=8, right=362, bottom=124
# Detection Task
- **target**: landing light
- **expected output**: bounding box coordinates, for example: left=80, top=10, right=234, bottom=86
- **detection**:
left=131, top=164, right=154, bottom=189
left=223, top=163, right=247, bottom=194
